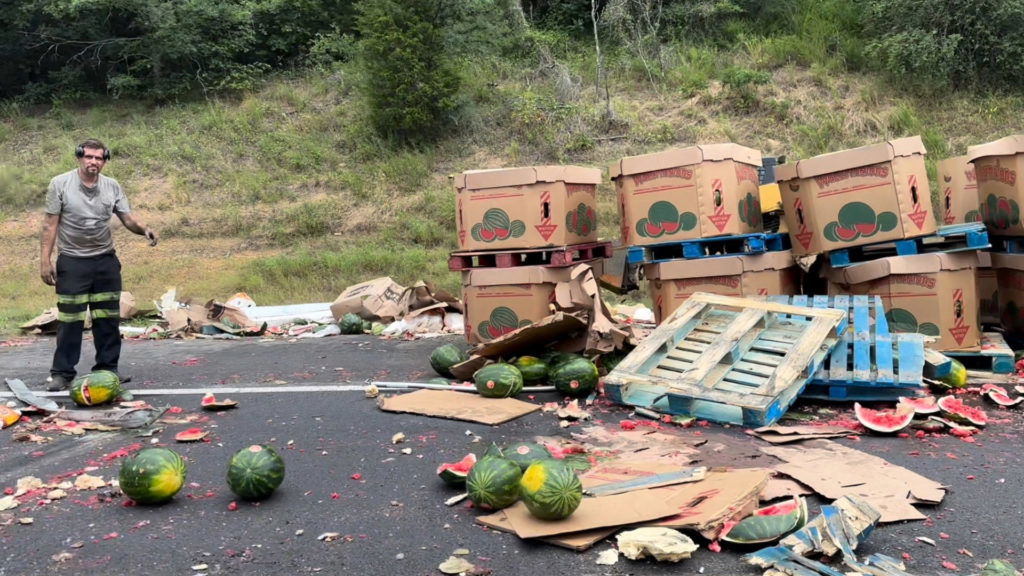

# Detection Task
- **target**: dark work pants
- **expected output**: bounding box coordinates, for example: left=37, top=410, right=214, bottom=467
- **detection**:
left=51, top=252, right=122, bottom=379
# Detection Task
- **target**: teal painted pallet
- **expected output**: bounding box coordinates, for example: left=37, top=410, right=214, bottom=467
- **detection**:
left=828, top=222, right=989, bottom=268
left=603, top=292, right=844, bottom=426
left=767, top=295, right=927, bottom=401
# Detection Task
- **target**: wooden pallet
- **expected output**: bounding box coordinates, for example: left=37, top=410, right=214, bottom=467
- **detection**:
left=766, top=295, right=927, bottom=401
left=828, top=222, right=990, bottom=268
left=944, top=332, right=1016, bottom=374
left=447, top=241, right=613, bottom=271
left=625, top=232, right=790, bottom=265
left=603, top=292, right=844, bottom=426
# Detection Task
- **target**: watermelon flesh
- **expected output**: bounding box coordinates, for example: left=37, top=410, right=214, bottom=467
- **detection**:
left=937, top=395, right=988, bottom=426
left=721, top=496, right=807, bottom=545
left=897, top=395, right=940, bottom=415
left=437, top=453, right=477, bottom=486
left=854, top=402, right=915, bottom=434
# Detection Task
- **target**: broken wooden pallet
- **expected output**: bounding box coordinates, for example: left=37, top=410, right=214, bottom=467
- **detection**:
left=603, top=292, right=845, bottom=426
left=766, top=295, right=928, bottom=401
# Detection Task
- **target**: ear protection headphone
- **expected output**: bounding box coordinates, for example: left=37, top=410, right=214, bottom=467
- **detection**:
left=75, top=144, right=111, bottom=161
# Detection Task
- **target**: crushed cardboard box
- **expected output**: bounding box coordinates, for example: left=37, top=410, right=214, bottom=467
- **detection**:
left=330, top=276, right=405, bottom=322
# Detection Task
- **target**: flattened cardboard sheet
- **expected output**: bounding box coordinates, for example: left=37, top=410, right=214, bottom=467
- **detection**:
left=761, top=439, right=946, bottom=522
left=376, top=389, right=539, bottom=425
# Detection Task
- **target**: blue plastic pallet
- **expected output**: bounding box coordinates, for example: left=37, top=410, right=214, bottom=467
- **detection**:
left=829, top=222, right=990, bottom=268
left=767, top=295, right=927, bottom=402
left=626, top=232, right=790, bottom=265
left=990, top=237, right=1024, bottom=254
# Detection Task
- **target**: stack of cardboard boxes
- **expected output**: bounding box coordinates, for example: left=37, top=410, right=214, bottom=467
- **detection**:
left=968, top=135, right=1024, bottom=338
left=609, top=144, right=800, bottom=324
left=453, top=166, right=607, bottom=344
left=777, top=136, right=984, bottom=352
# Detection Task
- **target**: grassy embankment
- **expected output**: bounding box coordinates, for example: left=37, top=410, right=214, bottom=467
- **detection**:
left=2, top=28, right=1024, bottom=335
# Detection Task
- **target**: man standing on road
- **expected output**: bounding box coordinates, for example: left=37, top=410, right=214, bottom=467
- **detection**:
left=38, top=139, right=158, bottom=391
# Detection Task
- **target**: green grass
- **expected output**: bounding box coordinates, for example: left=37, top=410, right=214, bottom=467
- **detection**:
left=5, top=27, right=1024, bottom=335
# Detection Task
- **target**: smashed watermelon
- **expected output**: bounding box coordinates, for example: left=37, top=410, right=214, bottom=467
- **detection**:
left=437, top=453, right=477, bottom=486
left=937, top=395, right=988, bottom=426
left=854, top=402, right=915, bottom=434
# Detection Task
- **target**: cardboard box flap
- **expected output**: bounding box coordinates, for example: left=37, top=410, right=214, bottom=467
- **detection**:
left=991, top=251, right=1024, bottom=271
left=977, top=251, right=992, bottom=267
left=610, top=143, right=761, bottom=179
left=938, top=155, right=971, bottom=176
left=780, top=136, right=926, bottom=180
left=967, top=134, right=1024, bottom=162
left=826, top=252, right=977, bottom=285
left=458, top=165, right=601, bottom=190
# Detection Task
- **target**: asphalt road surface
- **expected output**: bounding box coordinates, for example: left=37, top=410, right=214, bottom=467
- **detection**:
left=1, top=334, right=1023, bottom=576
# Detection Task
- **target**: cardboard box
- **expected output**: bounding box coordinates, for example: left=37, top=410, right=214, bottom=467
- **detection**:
left=967, top=134, right=1024, bottom=235
left=330, top=277, right=405, bottom=321
left=609, top=144, right=763, bottom=246
left=461, top=260, right=605, bottom=344
left=825, top=253, right=979, bottom=351
left=644, top=251, right=800, bottom=324
left=777, top=136, right=937, bottom=256
left=454, top=165, right=602, bottom=251
left=937, top=155, right=980, bottom=225
left=977, top=251, right=999, bottom=326
left=991, top=252, right=1024, bottom=333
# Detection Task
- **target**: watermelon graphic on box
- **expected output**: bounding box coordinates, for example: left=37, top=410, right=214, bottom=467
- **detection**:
left=471, top=208, right=526, bottom=243
left=634, top=201, right=698, bottom=239
left=477, top=306, right=532, bottom=341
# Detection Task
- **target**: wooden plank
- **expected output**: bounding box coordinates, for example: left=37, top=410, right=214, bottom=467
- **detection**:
left=674, top=307, right=767, bottom=387
left=851, top=296, right=872, bottom=383
left=874, top=331, right=895, bottom=384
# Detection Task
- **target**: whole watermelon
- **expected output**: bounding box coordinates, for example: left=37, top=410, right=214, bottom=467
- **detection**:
left=473, top=363, right=524, bottom=398
left=502, top=442, right=552, bottom=472
left=549, top=357, right=600, bottom=398
left=466, top=456, right=522, bottom=511
left=227, top=444, right=286, bottom=501
left=512, top=356, right=549, bottom=383
left=70, top=370, right=123, bottom=406
left=119, top=447, right=187, bottom=505
left=430, top=343, right=467, bottom=378
left=338, top=313, right=365, bottom=334
left=519, top=459, right=583, bottom=520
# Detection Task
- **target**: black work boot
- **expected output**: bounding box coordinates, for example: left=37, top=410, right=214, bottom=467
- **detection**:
left=46, top=374, right=72, bottom=392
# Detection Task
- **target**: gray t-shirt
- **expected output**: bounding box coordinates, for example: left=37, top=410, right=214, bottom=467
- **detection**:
left=45, top=169, right=131, bottom=257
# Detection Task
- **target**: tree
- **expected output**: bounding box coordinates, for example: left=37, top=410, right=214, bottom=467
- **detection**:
left=356, top=0, right=461, bottom=146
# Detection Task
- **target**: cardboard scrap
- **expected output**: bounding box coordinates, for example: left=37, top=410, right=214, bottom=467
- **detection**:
left=376, top=389, right=539, bottom=425
left=477, top=489, right=676, bottom=539
left=475, top=510, right=617, bottom=551
left=330, top=276, right=405, bottom=322
left=749, top=424, right=857, bottom=444
left=761, top=439, right=946, bottom=522
left=760, top=476, right=815, bottom=502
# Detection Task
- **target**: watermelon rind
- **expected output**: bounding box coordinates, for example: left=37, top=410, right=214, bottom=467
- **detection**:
left=519, top=459, right=583, bottom=521
left=472, top=363, right=524, bottom=399
left=70, top=370, right=122, bottom=407
left=985, top=390, right=1024, bottom=407
left=119, top=447, right=187, bottom=505
left=430, top=343, right=467, bottom=378
left=437, top=453, right=477, bottom=486
left=502, top=442, right=552, bottom=472
left=549, top=357, right=600, bottom=398
left=227, top=444, right=286, bottom=501
left=897, top=395, right=940, bottom=415
left=721, top=496, right=807, bottom=545
left=854, top=402, right=915, bottom=434
left=937, top=395, right=988, bottom=426
left=466, top=456, right=521, bottom=511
